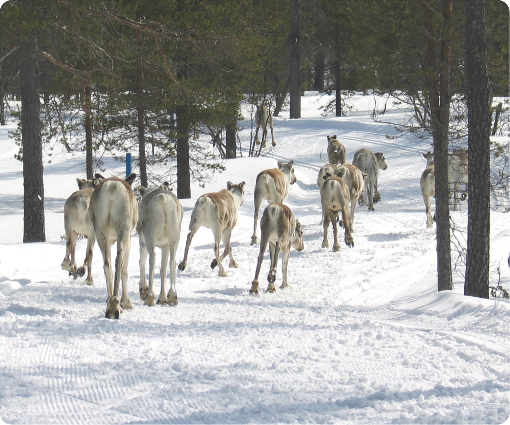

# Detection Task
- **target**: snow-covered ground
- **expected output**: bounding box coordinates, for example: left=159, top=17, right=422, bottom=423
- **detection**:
left=0, top=93, right=509, bottom=424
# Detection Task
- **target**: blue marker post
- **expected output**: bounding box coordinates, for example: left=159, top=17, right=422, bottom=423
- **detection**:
left=126, top=153, right=132, bottom=177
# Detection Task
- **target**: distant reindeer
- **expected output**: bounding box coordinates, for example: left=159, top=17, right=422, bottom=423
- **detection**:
left=251, top=160, right=297, bottom=245
left=352, top=148, right=387, bottom=211
left=327, top=135, right=346, bottom=165
left=420, top=163, right=436, bottom=228
left=179, top=181, right=245, bottom=277
left=422, top=150, right=468, bottom=211
left=254, top=104, right=275, bottom=148
left=250, top=203, right=304, bottom=295
left=89, top=173, right=138, bottom=319
left=137, top=183, right=183, bottom=306
left=61, top=178, right=96, bottom=285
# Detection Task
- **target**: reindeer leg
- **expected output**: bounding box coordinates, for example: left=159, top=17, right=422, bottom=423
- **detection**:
left=138, top=234, right=149, bottom=300
left=156, top=245, right=170, bottom=306
left=62, top=230, right=78, bottom=278
left=119, top=237, right=132, bottom=311
left=83, top=233, right=95, bottom=286
left=280, top=246, right=291, bottom=289
left=211, top=226, right=227, bottom=277
left=167, top=238, right=179, bottom=306
left=178, top=230, right=196, bottom=271
left=270, top=125, right=275, bottom=147
left=321, top=209, right=330, bottom=249
left=267, top=242, right=280, bottom=292
left=221, top=228, right=238, bottom=268
left=145, top=241, right=157, bottom=307
left=251, top=196, right=262, bottom=245
left=342, top=209, right=354, bottom=248
left=331, top=211, right=340, bottom=252
left=250, top=238, right=268, bottom=295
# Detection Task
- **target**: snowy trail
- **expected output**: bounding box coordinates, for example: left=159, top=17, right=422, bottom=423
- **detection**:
left=0, top=93, right=509, bottom=424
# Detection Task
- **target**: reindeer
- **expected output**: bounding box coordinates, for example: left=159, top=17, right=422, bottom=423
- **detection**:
left=251, top=160, right=297, bottom=245
left=328, top=163, right=367, bottom=232
left=178, top=181, right=245, bottom=277
left=422, top=150, right=468, bottom=210
left=250, top=203, right=304, bottom=294
left=254, top=104, right=275, bottom=148
left=327, top=135, right=346, bottom=166
left=89, top=173, right=138, bottom=319
left=420, top=163, right=436, bottom=228
left=61, top=178, right=96, bottom=285
left=137, top=184, right=183, bottom=306
left=320, top=175, right=354, bottom=252
left=352, top=148, right=387, bottom=211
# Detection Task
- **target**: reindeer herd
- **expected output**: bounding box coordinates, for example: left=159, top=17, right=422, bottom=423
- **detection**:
left=61, top=134, right=469, bottom=319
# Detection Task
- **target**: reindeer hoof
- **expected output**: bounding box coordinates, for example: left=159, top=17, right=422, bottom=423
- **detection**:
left=145, top=294, right=156, bottom=307
left=251, top=236, right=258, bottom=245
left=250, top=280, right=259, bottom=295
left=105, top=297, right=121, bottom=319
left=211, top=259, right=218, bottom=269
left=345, top=238, right=354, bottom=248
left=267, top=270, right=276, bottom=284
left=272, top=142, right=276, bottom=147
left=178, top=261, right=187, bottom=271
left=139, top=286, right=148, bottom=300
left=280, top=283, right=290, bottom=289
left=333, top=244, right=340, bottom=252
left=76, top=266, right=86, bottom=277
left=338, top=220, right=345, bottom=228
left=358, top=198, right=365, bottom=206
left=368, top=204, right=375, bottom=211
left=166, top=293, right=178, bottom=306
left=322, top=241, right=329, bottom=249
left=267, top=283, right=276, bottom=293
left=373, top=195, right=381, bottom=204
left=229, top=261, right=239, bottom=268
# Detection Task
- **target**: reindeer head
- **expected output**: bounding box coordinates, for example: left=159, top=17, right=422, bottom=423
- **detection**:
left=76, top=178, right=94, bottom=190
left=292, top=220, right=305, bottom=252
left=278, top=160, right=297, bottom=184
left=227, top=181, right=246, bottom=206
left=374, top=153, right=387, bottom=170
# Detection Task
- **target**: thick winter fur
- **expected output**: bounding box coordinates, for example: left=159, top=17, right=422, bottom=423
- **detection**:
left=251, top=160, right=297, bottom=245
left=420, top=163, right=436, bottom=228
left=178, top=181, right=245, bottom=277
left=137, top=184, right=183, bottom=306
left=327, top=135, right=346, bottom=166
left=250, top=203, right=304, bottom=294
left=333, top=163, right=367, bottom=231
left=89, top=173, right=138, bottom=319
left=352, top=148, right=387, bottom=211
left=61, top=178, right=96, bottom=285
left=422, top=150, right=468, bottom=211
left=320, top=176, right=354, bottom=251
left=317, top=164, right=337, bottom=190
left=254, top=105, right=275, bottom=148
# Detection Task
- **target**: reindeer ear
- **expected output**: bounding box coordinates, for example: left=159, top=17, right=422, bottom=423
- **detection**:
left=125, top=173, right=137, bottom=186
left=323, top=172, right=331, bottom=180
left=94, top=173, right=105, bottom=180
left=288, top=160, right=294, bottom=166
left=163, top=181, right=169, bottom=187
left=277, top=161, right=283, bottom=169
left=76, top=178, right=83, bottom=189
left=227, top=181, right=233, bottom=190
left=334, top=135, right=337, bottom=139
left=138, top=186, right=147, bottom=197
left=239, top=181, right=246, bottom=190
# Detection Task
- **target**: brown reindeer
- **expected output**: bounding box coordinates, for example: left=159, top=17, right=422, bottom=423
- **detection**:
left=61, top=178, right=95, bottom=285
left=89, top=173, right=138, bottom=319
left=327, top=135, right=346, bottom=166
left=251, top=160, right=297, bottom=245
left=320, top=176, right=354, bottom=252
left=250, top=203, right=304, bottom=294
left=179, top=181, right=245, bottom=277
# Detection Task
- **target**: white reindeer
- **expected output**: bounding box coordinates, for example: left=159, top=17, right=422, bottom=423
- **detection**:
left=352, top=148, right=387, bottom=211
left=178, top=181, right=245, bottom=277
left=422, top=150, right=468, bottom=210
left=137, top=184, right=183, bottom=306
left=327, top=135, right=346, bottom=165
left=251, top=160, right=297, bottom=245
left=420, top=163, right=436, bottom=228
left=320, top=175, right=354, bottom=251
left=89, top=173, right=138, bottom=319
left=250, top=203, right=304, bottom=294
left=254, top=104, right=275, bottom=148
left=61, top=178, right=95, bottom=285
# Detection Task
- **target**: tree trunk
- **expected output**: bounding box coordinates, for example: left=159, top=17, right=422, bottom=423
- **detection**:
left=334, top=23, right=342, bottom=117
left=20, top=31, right=45, bottom=243
left=313, top=48, right=325, bottom=92
left=225, top=124, right=236, bottom=159
left=176, top=105, right=191, bottom=199
left=84, top=84, right=93, bottom=179
left=289, top=0, right=301, bottom=119
left=424, top=0, right=452, bottom=291
left=273, top=76, right=289, bottom=117
left=137, top=58, right=148, bottom=187
left=464, top=0, right=490, bottom=298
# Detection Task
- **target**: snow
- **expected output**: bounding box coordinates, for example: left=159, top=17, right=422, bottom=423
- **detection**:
left=0, top=92, right=509, bottom=424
